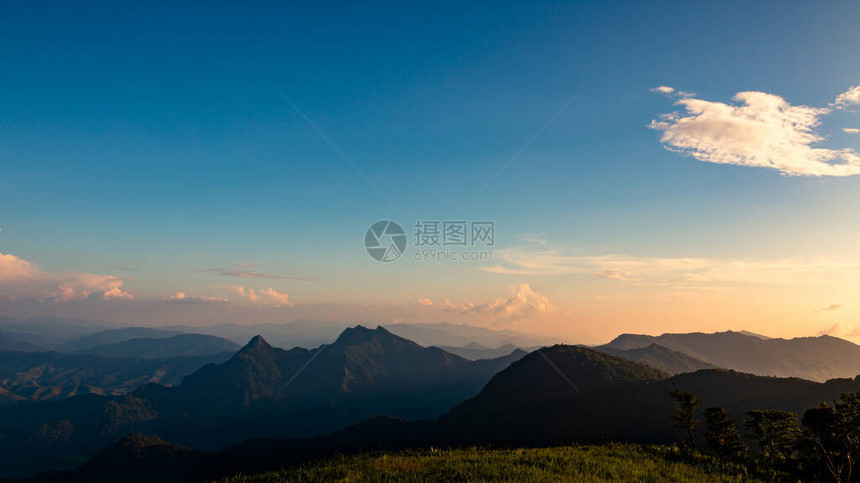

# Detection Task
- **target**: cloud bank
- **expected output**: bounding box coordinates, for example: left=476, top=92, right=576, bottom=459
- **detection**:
left=0, top=251, right=133, bottom=301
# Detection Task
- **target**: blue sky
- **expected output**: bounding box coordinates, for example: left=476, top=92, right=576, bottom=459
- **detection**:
left=2, top=1, right=860, bottom=342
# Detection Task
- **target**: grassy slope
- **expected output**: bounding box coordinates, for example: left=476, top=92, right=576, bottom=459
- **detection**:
left=219, top=444, right=760, bottom=482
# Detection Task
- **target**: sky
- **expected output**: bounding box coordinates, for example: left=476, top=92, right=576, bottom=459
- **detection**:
left=1, top=1, right=860, bottom=344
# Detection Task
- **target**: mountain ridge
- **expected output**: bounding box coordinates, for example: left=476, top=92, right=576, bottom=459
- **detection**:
left=600, top=330, right=860, bottom=381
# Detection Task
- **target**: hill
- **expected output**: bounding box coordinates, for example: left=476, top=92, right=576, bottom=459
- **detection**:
left=601, top=331, right=860, bottom=381
left=386, top=322, right=554, bottom=348
left=594, top=343, right=716, bottom=375
left=442, top=345, right=860, bottom=445
left=0, top=325, right=526, bottom=477
left=437, top=342, right=529, bottom=360
left=21, top=343, right=860, bottom=482
left=0, top=350, right=234, bottom=403
left=61, top=327, right=184, bottom=352
left=0, top=316, right=109, bottom=349
left=215, top=445, right=757, bottom=483
left=75, top=334, right=240, bottom=358
left=162, top=320, right=554, bottom=351
left=135, top=326, right=526, bottom=446
left=32, top=440, right=758, bottom=483
left=0, top=332, right=45, bottom=351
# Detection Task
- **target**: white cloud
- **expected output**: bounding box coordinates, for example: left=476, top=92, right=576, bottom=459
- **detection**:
left=448, top=283, right=553, bottom=324
left=651, top=86, right=675, bottom=94
left=228, top=285, right=293, bottom=307
left=834, top=85, right=860, bottom=108
left=0, top=251, right=133, bottom=301
left=651, top=90, right=860, bottom=176
left=260, top=287, right=292, bottom=306
left=844, top=128, right=860, bottom=134
left=650, top=86, right=695, bottom=98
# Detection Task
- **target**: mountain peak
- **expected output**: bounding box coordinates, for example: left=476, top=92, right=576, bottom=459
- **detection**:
left=333, top=325, right=387, bottom=345
left=240, top=335, right=272, bottom=352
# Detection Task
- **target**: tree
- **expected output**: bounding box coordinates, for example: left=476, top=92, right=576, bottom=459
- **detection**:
left=669, top=389, right=699, bottom=451
left=745, top=409, right=802, bottom=471
left=703, top=407, right=746, bottom=461
left=802, top=392, right=860, bottom=483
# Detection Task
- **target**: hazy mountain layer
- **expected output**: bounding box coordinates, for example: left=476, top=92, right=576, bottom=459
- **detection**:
left=602, top=330, right=860, bottom=381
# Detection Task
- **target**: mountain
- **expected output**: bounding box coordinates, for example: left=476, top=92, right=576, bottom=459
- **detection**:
left=161, top=320, right=556, bottom=351
left=159, top=320, right=349, bottom=349
left=600, top=331, right=860, bottom=381
left=0, top=332, right=46, bottom=351
left=61, top=327, right=184, bottom=352
left=0, top=350, right=234, bottom=403
left=75, top=334, right=240, bottom=358
left=37, top=345, right=860, bottom=483
left=133, top=326, right=526, bottom=446
left=593, top=343, right=716, bottom=375
left=437, top=342, right=530, bottom=360
left=0, top=325, right=527, bottom=477
left=441, top=345, right=860, bottom=445
left=0, top=316, right=110, bottom=349
left=386, top=322, right=555, bottom=348
left=737, top=330, right=771, bottom=340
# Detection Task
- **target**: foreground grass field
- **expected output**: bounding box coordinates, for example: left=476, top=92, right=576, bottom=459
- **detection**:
left=219, top=443, right=761, bottom=482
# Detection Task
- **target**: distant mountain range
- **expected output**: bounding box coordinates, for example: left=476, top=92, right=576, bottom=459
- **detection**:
left=135, top=326, right=525, bottom=446
left=593, top=343, right=716, bottom=375
left=598, top=330, right=860, bottom=381
left=7, top=320, right=860, bottom=479
left=30, top=343, right=860, bottom=483
left=60, top=327, right=185, bottom=352
left=437, top=342, right=531, bottom=360
left=386, top=322, right=555, bottom=348
left=0, top=350, right=234, bottom=404
left=0, top=326, right=525, bottom=477
left=439, top=344, right=860, bottom=444
left=75, top=334, right=240, bottom=358
left=0, top=316, right=554, bottom=352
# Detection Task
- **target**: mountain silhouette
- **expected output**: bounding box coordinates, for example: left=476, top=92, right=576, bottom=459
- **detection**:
left=76, top=334, right=239, bottom=358
left=120, top=326, right=525, bottom=448
left=601, top=330, right=860, bottom=381
left=0, top=350, right=233, bottom=404
left=441, top=344, right=860, bottom=444
left=61, top=327, right=184, bottom=352
left=594, top=343, right=716, bottom=374
left=33, top=344, right=860, bottom=483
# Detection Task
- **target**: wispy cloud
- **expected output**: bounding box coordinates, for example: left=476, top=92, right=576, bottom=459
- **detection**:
left=815, top=304, right=843, bottom=313
left=650, top=87, right=860, bottom=176
left=483, top=248, right=860, bottom=289
left=168, top=292, right=228, bottom=303
left=203, top=267, right=317, bottom=281
left=844, top=128, right=860, bottom=134
left=650, top=85, right=694, bottom=97
left=833, top=84, right=860, bottom=109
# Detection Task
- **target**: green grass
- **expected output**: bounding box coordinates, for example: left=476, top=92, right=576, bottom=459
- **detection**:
left=218, top=443, right=762, bottom=482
